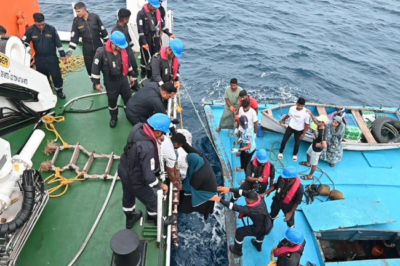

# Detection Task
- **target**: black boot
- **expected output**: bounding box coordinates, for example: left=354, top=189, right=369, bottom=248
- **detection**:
left=110, top=118, right=118, bottom=128
left=125, top=210, right=142, bottom=229
left=56, top=89, right=66, bottom=99
left=229, top=245, right=243, bottom=257
left=251, top=239, right=262, bottom=252
left=164, top=215, right=177, bottom=226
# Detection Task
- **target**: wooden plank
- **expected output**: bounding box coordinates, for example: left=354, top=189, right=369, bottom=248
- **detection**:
left=316, top=106, right=328, bottom=117
left=351, top=110, right=377, bottom=144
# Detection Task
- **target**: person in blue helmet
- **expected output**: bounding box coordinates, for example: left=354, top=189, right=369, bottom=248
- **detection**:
left=263, top=166, right=304, bottom=228
left=273, top=228, right=306, bottom=266
left=118, top=113, right=176, bottom=229
left=150, top=38, right=184, bottom=90
left=232, top=149, right=276, bottom=202
left=137, top=0, right=175, bottom=78
left=91, top=31, right=138, bottom=128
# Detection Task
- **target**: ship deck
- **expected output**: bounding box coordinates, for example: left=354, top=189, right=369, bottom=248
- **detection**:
left=204, top=103, right=400, bottom=266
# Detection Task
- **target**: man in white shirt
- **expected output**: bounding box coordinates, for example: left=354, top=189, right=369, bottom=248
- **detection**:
left=237, top=98, right=258, bottom=134
left=278, top=97, right=310, bottom=161
left=160, top=135, right=180, bottom=184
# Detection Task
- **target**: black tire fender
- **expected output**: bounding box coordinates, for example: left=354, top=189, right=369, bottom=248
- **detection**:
left=371, top=117, right=400, bottom=143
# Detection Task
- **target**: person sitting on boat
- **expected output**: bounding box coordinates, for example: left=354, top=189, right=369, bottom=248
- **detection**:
left=112, top=8, right=135, bottom=52
left=150, top=38, right=184, bottom=90
left=238, top=90, right=258, bottom=114
left=66, top=2, right=109, bottom=88
left=91, top=31, right=138, bottom=128
left=235, top=116, right=257, bottom=172
left=237, top=99, right=258, bottom=134
left=278, top=97, right=310, bottom=161
left=216, top=78, right=243, bottom=132
left=178, top=153, right=217, bottom=220
left=319, top=116, right=345, bottom=167
left=210, top=188, right=273, bottom=256
left=263, top=166, right=303, bottom=228
left=233, top=149, right=275, bottom=201
left=125, top=82, right=177, bottom=126
left=272, top=228, right=306, bottom=266
left=22, top=13, right=67, bottom=99
left=118, top=113, right=177, bottom=229
left=299, top=113, right=328, bottom=180
left=137, top=0, right=175, bottom=78
left=0, top=25, right=6, bottom=36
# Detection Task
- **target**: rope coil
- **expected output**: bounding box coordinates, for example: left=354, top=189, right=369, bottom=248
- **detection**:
left=42, top=115, right=69, bottom=148
left=44, top=167, right=85, bottom=198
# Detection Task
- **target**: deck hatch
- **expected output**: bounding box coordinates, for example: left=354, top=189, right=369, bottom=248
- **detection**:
left=363, top=152, right=392, bottom=169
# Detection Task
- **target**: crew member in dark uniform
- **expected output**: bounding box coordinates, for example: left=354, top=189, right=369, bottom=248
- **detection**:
left=111, top=8, right=134, bottom=52
left=66, top=2, right=109, bottom=86
left=263, top=166, right=304, bottom=228
left=137, top=0, right=175, bottom=78
left=211, top=187, right=273, bottom=256
left=118, top=113, right=176, bottom=228
left=0, top=25, right=6, bottom=36
left=150, top=38, right=183, bottom=90
left=22, top=13, right=66, bottom=99
left=91, top=31, right=137, bottom=128
left=273, top=228, right=306, bottom=266
left=125, top=82, right=176, bottom=126
left=232, top=149, right=275, bottom=202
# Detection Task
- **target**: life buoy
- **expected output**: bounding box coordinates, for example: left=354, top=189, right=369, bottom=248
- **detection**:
left=371, top=117, right=400, bottom=143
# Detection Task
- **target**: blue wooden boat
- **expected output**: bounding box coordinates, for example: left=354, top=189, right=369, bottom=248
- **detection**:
left=204, top=102, right=400, bottom=266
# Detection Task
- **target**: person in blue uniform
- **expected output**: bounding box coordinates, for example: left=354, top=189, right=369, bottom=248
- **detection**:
left=211, top=188, right=273, bottom=256
left=118, top=113, right=176, bottom=228
left=136, top=0, right=175, bottom=78
left=22, top=13, right=66, bottom=99
left=91, top=31, right=137, bottom=128
left=66, top=2, right=109, bottom=86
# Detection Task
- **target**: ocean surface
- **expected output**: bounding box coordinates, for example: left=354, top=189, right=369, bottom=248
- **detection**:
left=41, top=0, right=400, bottom=265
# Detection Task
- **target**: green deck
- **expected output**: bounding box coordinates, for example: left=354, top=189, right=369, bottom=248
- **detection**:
left=2, top=45, right=165, bottom=266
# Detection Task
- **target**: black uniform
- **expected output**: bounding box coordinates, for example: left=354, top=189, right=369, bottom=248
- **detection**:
left=276, top=239, right=306, bottom=266
left=118, top=123, right=162, bottom=221
left=111, top=23, right=134, bottom=51
left=91, top=45, right=137, bottom=120
left=137, top=6, right=172, bottom=77
left=233, top=161, right=275, bottom=201
left=150, top=52, right=180, bottom=86
left=22, top=24, right=65, bottom=91
left=68, top=12, right=109, bottom=78
left=220, top=188, right=272, bottom=252
left=270, top=176, right=304, bottom=227
left=125, top=82, right=167, bottom=125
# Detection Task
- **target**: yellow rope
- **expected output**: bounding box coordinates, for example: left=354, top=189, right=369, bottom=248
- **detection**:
left=176, top=89, right=184, bottom=129
left=267, top=247, right=278, bottom=266
left=44, top=167, right=86, bottom=198
left=59, top=56, right=85, bottom=83
left=42, top=115, right=69, bottom=148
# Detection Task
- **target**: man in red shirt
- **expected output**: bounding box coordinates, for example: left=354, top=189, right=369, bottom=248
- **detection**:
left=238, top=90, right=258, bottom=114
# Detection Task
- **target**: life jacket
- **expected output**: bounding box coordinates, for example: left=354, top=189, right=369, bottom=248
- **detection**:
left=274, top=240, right=306, bottom=258
left=159, top=46, right=179, bottom=80
left=252, top=159, right=271, bottom=184
left=275, top=177, right=301, bottom=204
left=143, top=4, right=162, bottom=35
left=238, top=196, right=271, bottom=234
left=104, top=40, right=129, bottom=76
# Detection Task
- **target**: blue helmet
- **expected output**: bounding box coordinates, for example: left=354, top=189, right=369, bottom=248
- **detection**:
left=256, top=149, right=269, bottom=164
left=110, top=31, right=128, bottom=49
left=284, top=228, right=304, bottom=244
left=147, top=113, right=171, bottom=133
left=281, top=166, right=297, bottom=179
left=169, top=38, right=184, bottom=58
left=148, top=0, right=160, bottom=8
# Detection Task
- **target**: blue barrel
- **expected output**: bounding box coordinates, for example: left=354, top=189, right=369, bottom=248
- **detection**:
left=257, top=123, right=265, bottom=138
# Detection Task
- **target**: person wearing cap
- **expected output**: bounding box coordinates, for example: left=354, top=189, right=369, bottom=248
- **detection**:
left=125, top=82, right=177, bottom=126
left=299, top=111, right=328, bottom=180
left=118, top=113, right=176, bottom=228
left=235, top=116, right=257, bottom=172
left=272, top=228, right=306, bottom=265
left=278, top=97, right=310, bottom=162
left=320, top=115, right=345, bottom=167
left=233, top=149, right=275, bottom=201
left=237, top=98, right=258, bottom=134
left=91, top=31, right=138, bottom=128
left=0, top=25, right=7, bottom=36
left=238, top=90, right=258, bottom=114
left=150, top=38, right=184, bottom=90
left=112, top=8, right=135, bottom=52
left=137, top=0, right=175, bottom=78
left=22, top=13, right=67, bottom=99
left=216, top=78, right=243, bottom=132
left=263, top=166, right=303, bottom=228
left=66, top=2, right=109, bottom=86
left=211, top=187, right=273, bottom=256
